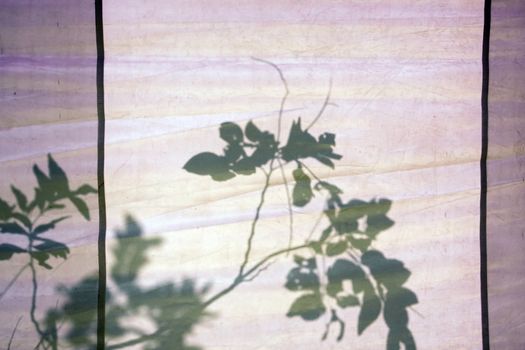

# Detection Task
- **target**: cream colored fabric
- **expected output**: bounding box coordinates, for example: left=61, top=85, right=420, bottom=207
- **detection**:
left=7, top=1, right=523, bottom=349
left=103, top=1, right=484, bottom=349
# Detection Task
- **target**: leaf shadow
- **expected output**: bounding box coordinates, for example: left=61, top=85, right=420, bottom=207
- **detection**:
left=43, top=214, right=211, bottom=350
left=1, top=154, right=96, bottom=349
left=183, top=115, right=419, bottom=349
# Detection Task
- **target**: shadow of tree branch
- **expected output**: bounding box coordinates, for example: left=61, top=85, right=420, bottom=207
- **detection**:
left=183, top=60, right=418, bottom=349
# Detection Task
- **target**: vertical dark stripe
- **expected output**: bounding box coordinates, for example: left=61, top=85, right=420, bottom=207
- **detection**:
left=480, top=0, right=491, bottom=349
left=95, top=0, right=107, bottom=348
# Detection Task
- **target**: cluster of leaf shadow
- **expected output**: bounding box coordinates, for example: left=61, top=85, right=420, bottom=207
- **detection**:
left=184, top=118, right=418, bottom=350
left=0, top=155, right=96, bottom=349
left=1, top=157, right=209, bottom=350
left=184, top=118, right=341, bottom=183
left=0, top=154, right=95, bottom=267
left=42, top=215, right=209, bottom=350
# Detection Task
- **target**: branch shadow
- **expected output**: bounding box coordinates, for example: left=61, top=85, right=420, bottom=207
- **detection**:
left=183, top=68, right=419, bottom=350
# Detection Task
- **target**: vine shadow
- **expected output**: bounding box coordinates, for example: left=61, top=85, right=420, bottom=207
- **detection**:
left=183, top=59, right=418, bottom=350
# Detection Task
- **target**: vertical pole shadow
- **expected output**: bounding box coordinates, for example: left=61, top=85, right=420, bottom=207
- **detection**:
left=95, top=0, right=107, bottom=348
left=480, top=0, right=492, bottom=349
